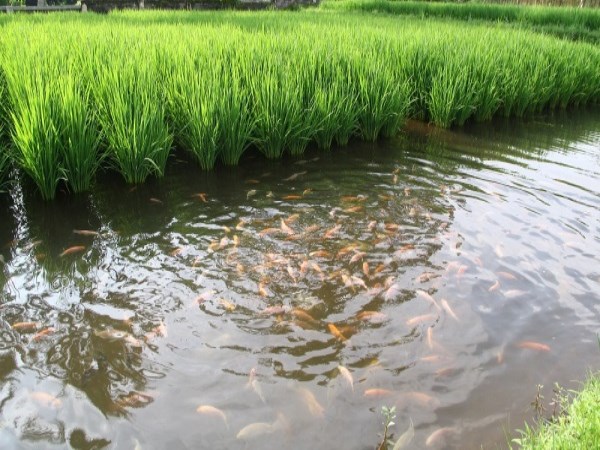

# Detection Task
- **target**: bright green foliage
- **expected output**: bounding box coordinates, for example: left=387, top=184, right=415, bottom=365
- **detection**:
left=93, top=45, right=172, bottom=184
left=514, top=375, right=600, bottom=450
left=0, top=10, right=599, bottom=197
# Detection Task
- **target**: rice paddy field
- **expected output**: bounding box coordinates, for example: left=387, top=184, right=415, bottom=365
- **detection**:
left=0, top=6, right=599, bottom=199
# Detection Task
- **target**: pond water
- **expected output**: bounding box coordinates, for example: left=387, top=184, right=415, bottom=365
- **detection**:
left=0, top=109, right=599, bottom=449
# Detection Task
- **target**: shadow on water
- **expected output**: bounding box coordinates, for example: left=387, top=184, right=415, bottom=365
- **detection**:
left=0, top=109, right=598, bottom=449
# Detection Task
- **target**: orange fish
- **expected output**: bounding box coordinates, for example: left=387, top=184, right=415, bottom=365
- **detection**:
left=282, top=195, right=302, bottom=200
left=362, top=262, right=370, bottom=277
left=292, top=309, right=318, bottom=323
left=72, top=229, right=98, bottom=237
left=219, top=299, right=236, bottom=312
left=12, top=321, right=41, bottom=332
left=356, top=311, right=387, bottom=323
left=398, top=391, right=440, bottom=409
left=324, top=224, right=342, bottom=239
left=426, top=326, right=434, bottom=349
left=280, top=219, right=294, bottom=235
left=363, top=388, right=393, bottom=398
left=516, top=341, right=550, bottom=352
left=30, top=392, right=62, bottom=408
left=497, top=271, right=517, bottom=280
left=59, top=246, right=85, bottom=257
left=327, top=323, right=347, bottom=342
left=32, top=327, right=55, bottom=341
left=245, top=179, right=260, bottom=184
left=344, top=206, right=363, bottom=213
left=488, top=280, right=500, bottom=292
left=191, top=193, right=208, bottom=203
left=195, top=290, right=216, bottom=304
left=258, top=282, right=270, bottom=298
left=258, top=228, right=280, bottom=237
left=170, top=247, right=184, bottom=257
left=309, top=250, right=331, bottom=259
left=349, top=251, right=366, bottom=264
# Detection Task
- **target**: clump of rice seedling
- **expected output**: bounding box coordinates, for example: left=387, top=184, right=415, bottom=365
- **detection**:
left=355, top=58, right=412, bottom=141
left=4, top=49, right=63, bottom=200
left=167, top=53, right=221, bottom=170
left=249, top=55, right=312, bottom=159
left=55, top=70, right=101, bottom=194
left=94, top=48, right=172, bottom=184
left=218, top=64, right=254, bottom=166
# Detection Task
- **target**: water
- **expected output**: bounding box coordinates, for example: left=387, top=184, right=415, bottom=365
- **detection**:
left=0, top=109, right=599, bottom=449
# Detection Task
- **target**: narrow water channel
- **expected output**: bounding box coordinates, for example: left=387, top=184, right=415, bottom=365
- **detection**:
left=0, top=109, right=599, bottom=449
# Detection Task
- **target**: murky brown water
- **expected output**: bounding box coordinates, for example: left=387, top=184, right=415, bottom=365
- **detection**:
left=1, top=110, right=599, bottom=450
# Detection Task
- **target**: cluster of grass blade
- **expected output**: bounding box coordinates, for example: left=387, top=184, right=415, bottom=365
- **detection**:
left=0, top=11, right=599, bottom=198
left=513, top=374, right=600, bottom=449
left=2, top=44, right=101, bottom=199
left=322, top=0, right=600, bottom=43
left=0, top=64, right=10, bottom=193
left=92, top=43, right=172, bottom=184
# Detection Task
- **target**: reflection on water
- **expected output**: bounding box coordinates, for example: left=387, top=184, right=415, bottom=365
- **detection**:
left=1, top=109, right=599, bottom=449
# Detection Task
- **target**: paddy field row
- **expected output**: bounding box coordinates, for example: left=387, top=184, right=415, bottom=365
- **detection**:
left=0, top=10, right=599, bottom=199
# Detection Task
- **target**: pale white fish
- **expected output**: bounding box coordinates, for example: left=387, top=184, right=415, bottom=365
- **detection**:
left=247, top=368, right=266, bottom=404
left=417, top=290, right=441, bottom=311
left=236, top=413, right=287, bottom=440
left=236, top=422, right=274, bottom=440
left=392, top=418, right=414, bottom=450
left=297, top=387, right=324, bottom=417
left=440, top=299, right=459, bottom=321
left=338, top=365, right=354, bottom=392
left=425, top=427, right=457, bottom=447
left=196, top=404, right=228, bottom=429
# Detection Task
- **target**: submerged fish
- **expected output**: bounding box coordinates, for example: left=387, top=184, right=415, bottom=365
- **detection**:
left=417, top=290, right=441, bottom=311
left=236, top=413, right=286, bottom=440
left=196, top=405, right=228, bottom=428
left=337, top=365, right=354, bottom=392
left=247, top=368, right=266, bottom=404
left=282, top=195, right=302, bottom=200
left=327, top=323, right=347, bottom=342
left=516, top=341, right=551, bottom=352
left=392, top=419, right=414, bottom=450
left=356, top=311, right=387, bottom=323
left=363, top=388, right=393, bottom=398
left=11, top=321, right=41, bottom=332
left=246, top=190, right=257, bottom=199
left=297, top=387, right=324, bottom=417
left=283, top=171, right=307, bottom=181
left=191, top=192, right=208, bottom=203
left=94, top=328, right=130, bottom=341
left=30, top=391, right=62, bottom=408
left=488, top=280, right=500, bottom=292
left=440, top=299, right=459, bottom=321
left=324, top=224, right=342, bottom=239
left=32, top=327, right=55, bottom=341
left=72, top=229, right=99, bottom=237
left=59, top=245, right=86, bottom=257
left=280, top=219, right=295, bottom=235
left=425, top=427, right=457, bottom=447
left=406, top=314, right=436, bottom=327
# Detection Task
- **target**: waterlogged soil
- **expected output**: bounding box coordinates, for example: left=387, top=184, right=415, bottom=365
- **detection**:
left=0, top=110, right=599, bottom=449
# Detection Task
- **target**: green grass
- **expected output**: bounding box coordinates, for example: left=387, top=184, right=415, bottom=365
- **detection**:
left=0, top=10, right=598, bottom=198
left=322, top=0, right=600, bottom=43
left=513, top=374, right=600, bottom=449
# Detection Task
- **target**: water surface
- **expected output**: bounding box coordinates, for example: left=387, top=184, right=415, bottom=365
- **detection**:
left=1, top=109, right=599, bottom=449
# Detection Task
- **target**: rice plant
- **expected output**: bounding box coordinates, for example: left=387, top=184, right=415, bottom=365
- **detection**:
left=218, top=63, right=255, bottom=166
left=167, top=52, right=221, bottom=170
left=55, top=70, right=102, bottom=193
left=0, top=9, right=598, bottom=197
left=94, top=46, right=172, bottom=184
